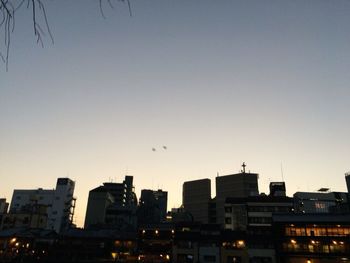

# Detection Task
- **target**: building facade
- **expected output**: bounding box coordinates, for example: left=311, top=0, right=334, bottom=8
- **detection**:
left=137, top=189, right=168, bottom=224
left=273, top=213, right=350, bottom=263
left=84, top=175, right=138, bottom=230
left=293, top=191, right=348, bottom=214
left=183, top=179, right=211, bottom=224
left=216, top=168, right=259, bottom=225
left=9, top=178, right=76, bottom=233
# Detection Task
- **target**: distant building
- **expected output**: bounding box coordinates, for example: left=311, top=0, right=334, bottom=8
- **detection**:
left=216, top=163, right=259, bottom=225
left=183, top=178, right=211, bottom=224
left=168, top=207, right=194, bottom=223
left=84, top=186, right=114, bottom=228
left=269, top=182, right=286, bottom=197
left=0, top=199, right=9, bottom=231
left=102, top=175, right=136, bottom=207
left=293, top=190, right=349, bottom=214
left=0, top=199, right=8, bottom=214
left=346, top=172, right=350, bottom=194
left=9, top=178, right=76, bottom=233
left=84, top=175, right=137, bottom=230
left=137, top=189, right=168, bottom=224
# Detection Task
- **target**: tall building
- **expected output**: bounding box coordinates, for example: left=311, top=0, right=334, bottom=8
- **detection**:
left=216, top=163, right=259, bottom=225
left=346, top=172, right=350, bottom=194
left=102, top=175, right=136, bottom=207
left=9, top=178, right=76, bottom=233
left=84, top=175, right=137, bottom=230
left=137, top=189, right=168, bottom=224
left=183, top=178, right=211, bottom=223
left=84, top=187, right=114, bottom=228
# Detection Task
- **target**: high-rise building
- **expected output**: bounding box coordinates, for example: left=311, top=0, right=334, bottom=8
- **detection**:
left=101, top=175, right=136, bottom=207
left=84, top=187, right=114, bottom=228
left=9, top=178, right=76, bottom=233
left=216, top=163, right=259, bottom=225
left=183, top=178, right=211, bottom=223
left=137, top=189, right=168, bottom=224
left=84, top=175, right=137, bottom=230
left=345, top=172, right=350, bottom=194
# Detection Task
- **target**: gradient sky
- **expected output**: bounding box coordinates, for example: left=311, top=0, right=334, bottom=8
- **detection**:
left=1, top=0, right=350, bottom=227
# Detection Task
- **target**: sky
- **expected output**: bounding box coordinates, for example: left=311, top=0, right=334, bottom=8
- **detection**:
left=1, top=0, right=350, bottom=227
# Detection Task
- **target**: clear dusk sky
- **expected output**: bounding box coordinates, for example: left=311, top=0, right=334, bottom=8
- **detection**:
left=1, top=0, right=350, bottom=227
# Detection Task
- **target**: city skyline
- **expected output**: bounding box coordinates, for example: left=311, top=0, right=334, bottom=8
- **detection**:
left=1, top=0, right=350, bottom=227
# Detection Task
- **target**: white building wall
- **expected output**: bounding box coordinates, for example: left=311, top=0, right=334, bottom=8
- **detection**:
left=9, top=178, right=75, bottom=233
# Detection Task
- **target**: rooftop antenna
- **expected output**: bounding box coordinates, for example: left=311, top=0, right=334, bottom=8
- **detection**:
left=280, top=163, right=285, bottom=182
left=217, top=172, right=219, bottom=177
left=241, top=162, right=246, bottom=173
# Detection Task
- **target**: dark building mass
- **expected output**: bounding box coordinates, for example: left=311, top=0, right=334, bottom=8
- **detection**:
left=0, top=164, right=350, bottom=263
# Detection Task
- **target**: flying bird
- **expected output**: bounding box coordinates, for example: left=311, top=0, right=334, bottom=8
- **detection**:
left=162, top=146, right=167, bottom=150
left=152, top=148, right=156, bottom=152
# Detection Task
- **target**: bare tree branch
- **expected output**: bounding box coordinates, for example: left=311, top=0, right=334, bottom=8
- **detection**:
left=0, top=0, right=132, bottom=70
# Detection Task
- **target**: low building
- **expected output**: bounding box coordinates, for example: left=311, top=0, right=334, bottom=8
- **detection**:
left=294, top=191, right=349, bottom=214
left=0, top=228, right=58, bottom=262
left=138, top=223, right=174, bottom=262
left=1, top=204, right=48, bottom=230
left=173, top=223, right=248, bottom=263
left=273, top=213, right=350, bottom=263
left=224, top=195, right=294, bottom=263
left=0, top=199, right=8, bottom=214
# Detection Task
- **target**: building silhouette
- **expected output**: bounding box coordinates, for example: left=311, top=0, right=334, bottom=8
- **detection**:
left=346, top=172, right=350, bottom=194
left=216, top=163, right=259, bottom=225
left=84, top=175, right=137, bottom=230
left=137, top=189, right=168, bottom=224
left=183, top=178, right=211, bottom=224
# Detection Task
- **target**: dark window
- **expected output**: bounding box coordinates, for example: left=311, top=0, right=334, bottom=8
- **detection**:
left=23, top=217, right=29, bottom=224
left=204, top=255, right=216, bottom=262
left=225, top=207, right=232, bottom=213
